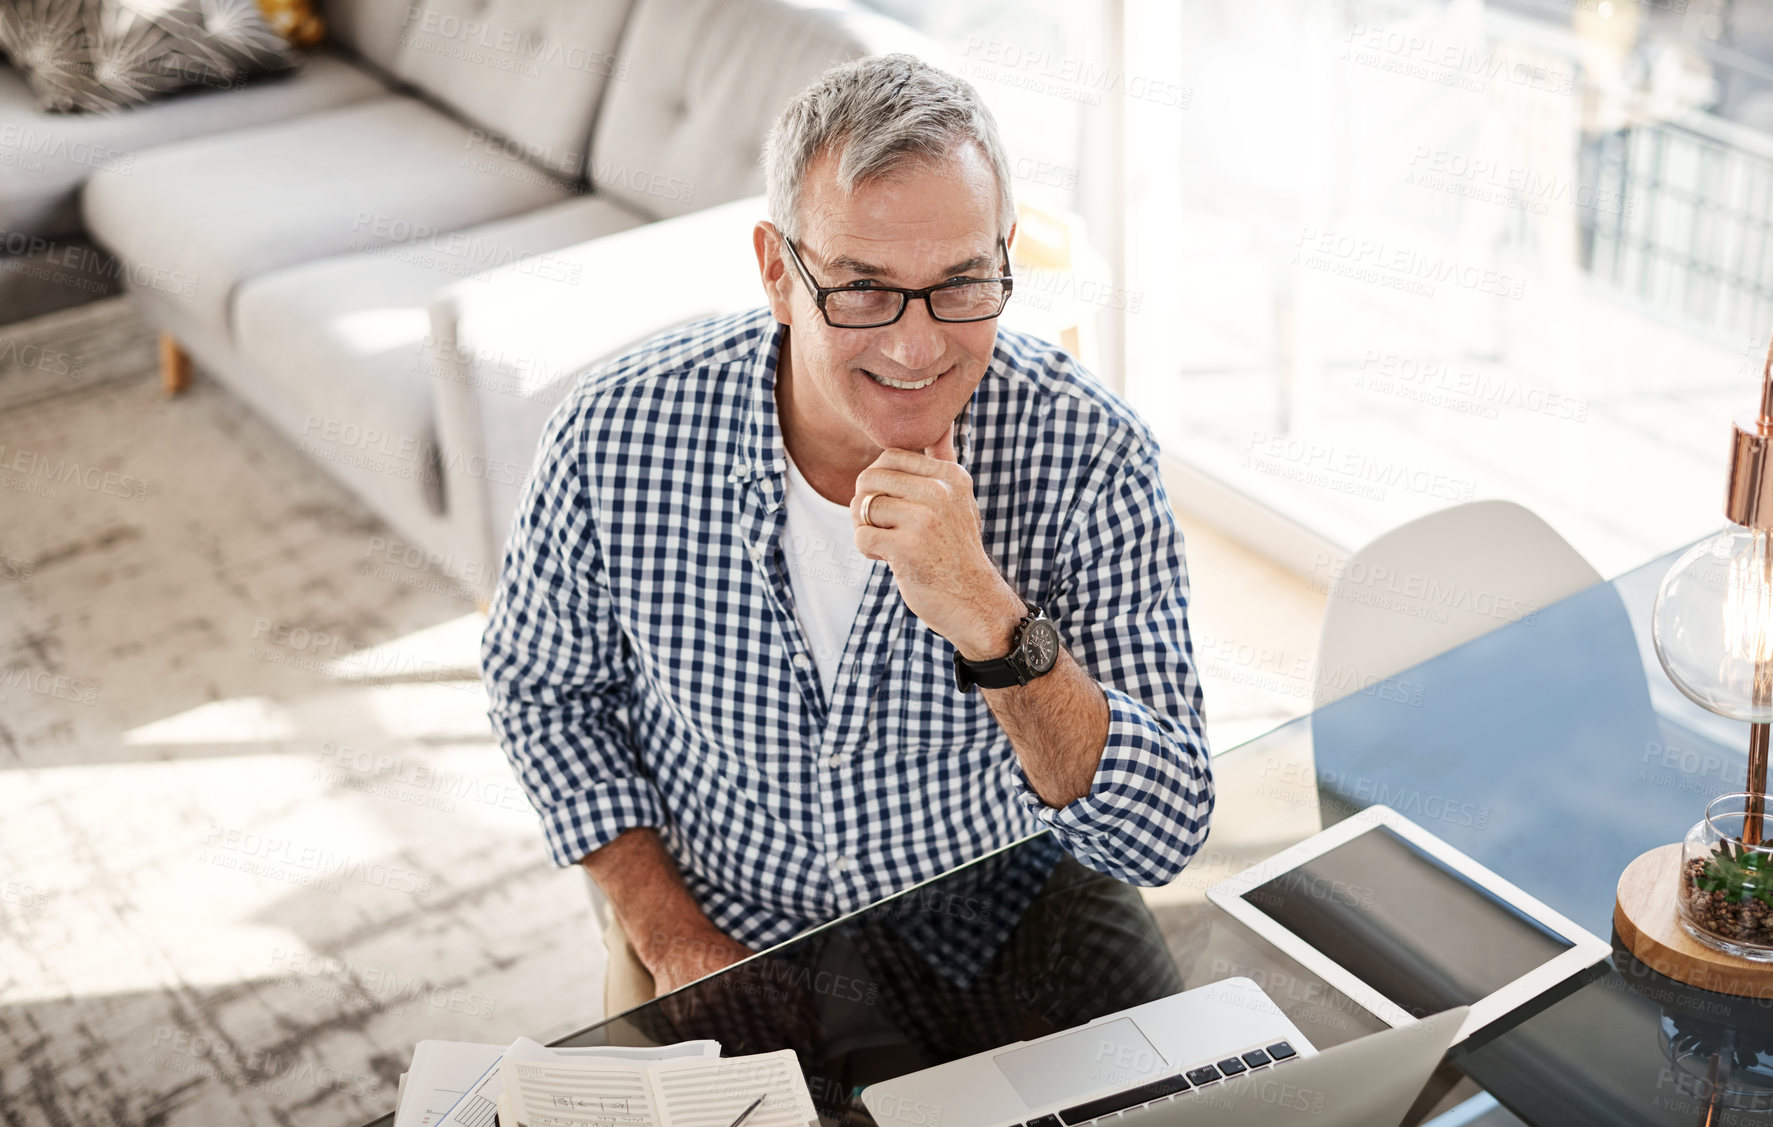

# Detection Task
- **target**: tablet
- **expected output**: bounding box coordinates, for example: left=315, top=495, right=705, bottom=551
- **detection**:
left=1206, top=805, right=1609, bottom=1043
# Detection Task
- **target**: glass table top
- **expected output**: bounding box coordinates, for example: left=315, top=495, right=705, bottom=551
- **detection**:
left=365, top=544, right=1773, bottom=1126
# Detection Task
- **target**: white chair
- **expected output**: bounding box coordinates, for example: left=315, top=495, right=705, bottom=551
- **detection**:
left=1312, top=501, right=1601, bottom=708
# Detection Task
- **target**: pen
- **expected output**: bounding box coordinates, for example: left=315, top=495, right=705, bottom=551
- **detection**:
left=728, top=1093, right=767, bottom=1127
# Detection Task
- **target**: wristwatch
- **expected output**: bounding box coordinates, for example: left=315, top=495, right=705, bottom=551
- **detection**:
left=953, top=602, right=1063, bottom=693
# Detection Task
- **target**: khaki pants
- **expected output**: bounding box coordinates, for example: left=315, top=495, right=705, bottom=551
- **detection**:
left=601, top=912, right=658, bottom=1016
left=586, top=866, right=656, bottom=1016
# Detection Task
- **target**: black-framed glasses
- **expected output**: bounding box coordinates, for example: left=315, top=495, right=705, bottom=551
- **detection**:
left=781, top=235, right=1014, bottom=329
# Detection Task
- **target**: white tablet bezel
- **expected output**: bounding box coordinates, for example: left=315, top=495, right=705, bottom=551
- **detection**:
left=1205, top=805, right=1610, bottom=1043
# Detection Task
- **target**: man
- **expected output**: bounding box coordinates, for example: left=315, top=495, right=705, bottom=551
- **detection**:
left=482, top=53, right=1212, bottom=1000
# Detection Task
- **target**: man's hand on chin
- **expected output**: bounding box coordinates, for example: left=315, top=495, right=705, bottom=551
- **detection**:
left=645, top=922, right=756, bottom=996
left=851, top=421, right=1025, bottom=660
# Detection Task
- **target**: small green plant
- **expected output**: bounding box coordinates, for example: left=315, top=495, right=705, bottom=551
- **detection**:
left=1695, top=839, right=1773, bottom=906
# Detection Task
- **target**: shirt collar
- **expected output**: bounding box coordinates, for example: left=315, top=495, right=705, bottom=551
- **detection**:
left=734, top=318, right=790, bottom=512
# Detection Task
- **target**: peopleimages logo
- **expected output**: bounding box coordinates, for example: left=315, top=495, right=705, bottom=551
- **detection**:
left=0, top=229, right=197, bottom=298
left=298, top=412, right=526, bottom=487
left=1292, top=227, right=1527, bottom=300
left=1243, top=430, right=1479, bottom=504
left=347, top=210, right=584, bottom=285
left=1340, top=23, right=1576, bottom=96
left=586, top=157, right=695, bottom=205
left=1355, top=350, right=1589, bottom=423
left=313, top=741, right=531, bottom=816
left=365, top=535, right=494, bottom=588
left=0, top=123, right=135, bottom=173
left=0, top=339, right=87, bottom=380
left=269, top=946, right=497, bottom=1019
left=0, top=442, right=149, bottom=501
left=200, top=825, right=433, bottom=898
left=1406, top=145, right=1635, bottom=218
left=397, top=4, right=629, bottom=78
left=151, top=1025, right=381, bottom=1099
left=1308, top=550, right=1544, bottom=625
left=960, top=37, right=1190, bottom=109
left=0, top=666, right=99, bottom=705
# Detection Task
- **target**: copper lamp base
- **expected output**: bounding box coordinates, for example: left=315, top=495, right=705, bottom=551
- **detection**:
left=1615, top=843, right=1773, bottom=998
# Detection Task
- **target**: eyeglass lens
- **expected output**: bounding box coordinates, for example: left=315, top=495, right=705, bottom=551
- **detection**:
left=824, top=282, right=1007, bottom=326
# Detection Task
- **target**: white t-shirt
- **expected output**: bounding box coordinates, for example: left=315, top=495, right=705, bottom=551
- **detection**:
left=782, top=451, right=875, bottom=696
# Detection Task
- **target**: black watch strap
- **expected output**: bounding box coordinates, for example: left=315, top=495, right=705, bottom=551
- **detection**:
left=952, top=647, right=1027, bottom=693
left=953, top=602, right=1056, bottom=694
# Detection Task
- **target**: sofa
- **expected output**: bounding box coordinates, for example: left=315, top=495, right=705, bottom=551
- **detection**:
left=50, top=0, right=923, bottom=589
left=0, top=37, right=387, bottom=322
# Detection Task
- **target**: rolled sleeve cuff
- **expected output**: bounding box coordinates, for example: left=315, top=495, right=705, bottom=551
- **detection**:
left=538, top=777, right=667, bottom=869
left=1012, top=686, right=1213, bottom=885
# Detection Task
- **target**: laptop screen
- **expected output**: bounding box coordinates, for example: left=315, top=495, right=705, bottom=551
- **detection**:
left=1246, top=825, right=1574, bottom=1018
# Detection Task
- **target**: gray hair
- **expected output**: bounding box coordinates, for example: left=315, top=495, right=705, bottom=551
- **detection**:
left=763, top=53, right=1015, bottom=247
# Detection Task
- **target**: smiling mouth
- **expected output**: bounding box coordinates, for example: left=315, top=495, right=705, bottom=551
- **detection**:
left=864, top=368, right=943, bottom=391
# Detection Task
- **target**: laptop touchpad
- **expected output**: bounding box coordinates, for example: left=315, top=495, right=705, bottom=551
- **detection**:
left=993, top=1018, right=1168, bottom=1109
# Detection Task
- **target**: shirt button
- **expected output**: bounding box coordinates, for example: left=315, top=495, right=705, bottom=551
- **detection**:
left=823, top=752, right=845, bottom=768
left=831, top=855, right=850, bottom=871
left=747, top=544, right=762, bottom=562
left=792, top=653, right=811, bottom=671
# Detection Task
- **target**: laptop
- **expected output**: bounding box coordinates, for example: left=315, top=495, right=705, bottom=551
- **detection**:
left=1117, top=1006, right=1467, bottom=1127
left=861, top=978, right=1466, bottom=1127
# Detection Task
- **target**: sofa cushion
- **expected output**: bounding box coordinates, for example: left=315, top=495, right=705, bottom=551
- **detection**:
left=81, top=94, right=576, bottom=342
left=588, top=0, right=922, bottom=221
left=0, top=49, right=387, bottom=239
left=391, top=0, right=635, bottom=179
left=426, top=195, right=765, bottom=567
left=232, top=194, right=645, bottom=533
left=317, top=0, right=409, bottom=75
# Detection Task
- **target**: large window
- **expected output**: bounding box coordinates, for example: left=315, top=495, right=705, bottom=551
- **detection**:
left=1123, top=0, right=1772, bottom=577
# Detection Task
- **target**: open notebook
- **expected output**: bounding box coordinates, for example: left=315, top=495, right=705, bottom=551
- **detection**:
left=498, top=1048, right=819, bottom=1127
left=395, top=1038, right=720, bottom=1127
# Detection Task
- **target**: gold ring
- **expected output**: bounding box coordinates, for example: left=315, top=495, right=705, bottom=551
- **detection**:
left=860, top=491, right=882, bottom=529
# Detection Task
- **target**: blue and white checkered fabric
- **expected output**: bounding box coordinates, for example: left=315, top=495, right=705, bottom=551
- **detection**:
left=482, top=308, right=1213, bottom=950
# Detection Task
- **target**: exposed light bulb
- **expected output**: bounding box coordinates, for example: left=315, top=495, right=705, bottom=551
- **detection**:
left=1655, top=526, right=1773, bottom=722
left=1724, top=533, right=1773, bottom=667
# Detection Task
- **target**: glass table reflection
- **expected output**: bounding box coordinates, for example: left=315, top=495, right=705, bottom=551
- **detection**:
left=364, top=545, right=1773, bottom=1126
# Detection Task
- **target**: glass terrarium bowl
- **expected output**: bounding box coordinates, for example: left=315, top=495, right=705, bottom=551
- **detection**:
left=1680, top=793, right=1773, bottom=961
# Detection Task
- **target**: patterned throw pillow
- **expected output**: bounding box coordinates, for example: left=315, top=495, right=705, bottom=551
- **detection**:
left=0, top=1, right=100, bottom=113
left=0, top=0, right=300, bottom=114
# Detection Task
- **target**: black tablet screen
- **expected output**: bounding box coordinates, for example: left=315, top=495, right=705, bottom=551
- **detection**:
left=1246, top=825, right=1573, bottom=1018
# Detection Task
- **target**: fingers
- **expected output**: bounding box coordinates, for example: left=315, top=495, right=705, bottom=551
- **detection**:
left=852, top=467, right=949, bottom=513
left=854, top=524, right=890, bottom=562
left=869, top=446, right=967, bottom=480
left=851, top=494, right=907, bottom=539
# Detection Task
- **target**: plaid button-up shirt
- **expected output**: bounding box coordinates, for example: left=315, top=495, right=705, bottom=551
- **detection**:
left=482, top=309, right=1213, bottom=949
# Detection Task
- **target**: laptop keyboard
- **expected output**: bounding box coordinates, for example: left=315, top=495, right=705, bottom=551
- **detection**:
left=1011, top=1040, right=1301, bottom=1127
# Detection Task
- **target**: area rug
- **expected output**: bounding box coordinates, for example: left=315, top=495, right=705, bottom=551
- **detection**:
left=0, top=301, right=603, bottom=1126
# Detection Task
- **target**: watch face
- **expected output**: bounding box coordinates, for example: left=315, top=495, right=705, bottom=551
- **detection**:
left=1022, top=619, right=1060, bottom=674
